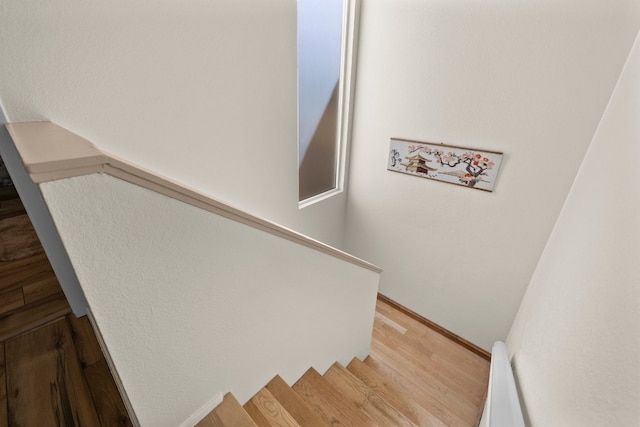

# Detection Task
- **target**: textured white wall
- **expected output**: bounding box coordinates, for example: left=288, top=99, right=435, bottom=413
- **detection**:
left=344, top=0, right=640, bottom=350
left=506, top=31, right=640, bottom=426
left=0, top=0, right=347, bottom=248
left=40, top=173, right=379, bottom=427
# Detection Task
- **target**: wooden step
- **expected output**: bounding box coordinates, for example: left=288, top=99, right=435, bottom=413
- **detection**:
left=197, top=295, right=488, bottom=427
left=347, top=357, right=447, bottom=427
left=292, top=368, right=372, bottom=427
left=197, top=393, right=257, bottom=427
left=265, top=375, right=328, bottom=427
left=243, top=399, right=271, bottom=427
left=244, top=388, right=300, bottom=427
left=324, top=362, right=416, bottom=426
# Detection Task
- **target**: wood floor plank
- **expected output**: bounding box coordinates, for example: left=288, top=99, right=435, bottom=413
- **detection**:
left=375, top=301, right=490, bottom=396
left=22, top=276, right=62, bottom=305
left=0, top=199, right=26, bottom=221
left=0, top=289, right=24, bottom=316
left=373, top=319, right=486, bottom=404
left=214, top=393, right=258, bottom=427
left=0, top=253, right=48, bottom=275
left=376, top=300, right=489, bottom=375
left=364, top=353, right=472, bottom=426
left=375, top=300, right=490, bottom=398
left=247, top=388, right=300, bottom=427
left=0, top=343, right=7, bottom=427
left=371, top=335, right=480, bottom=424
left=84, top=358, right=133, bottom=426
left=347, top=358, right=447, bottom=427
left=0, top=292, right=71, bottom=343
left=292, top=368, right=372, bottom=427
left=0, top=261, right=53, bottom=293
left=265, top=375, right=328, bottom=427
left=67, top=315, right=103, bottom=368
left=324, top=362, right=415, bottom=427
left=5, top=318, right=100, bottom=426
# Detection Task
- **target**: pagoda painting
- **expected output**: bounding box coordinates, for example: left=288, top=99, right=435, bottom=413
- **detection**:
left=400, top=153, right=437, bottom=175
left=387, top=138, right=503, bottom=192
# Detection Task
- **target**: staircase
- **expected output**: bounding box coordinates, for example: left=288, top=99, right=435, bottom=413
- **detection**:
left=197, top=298, right=490, bottom=427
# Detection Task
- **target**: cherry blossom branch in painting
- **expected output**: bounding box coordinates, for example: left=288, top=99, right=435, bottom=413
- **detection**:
left=406, top=145, right=495, bottom=187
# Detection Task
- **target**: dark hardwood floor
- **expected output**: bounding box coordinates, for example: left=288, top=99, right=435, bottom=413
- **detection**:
left=0, top=184, right=132, bottom=426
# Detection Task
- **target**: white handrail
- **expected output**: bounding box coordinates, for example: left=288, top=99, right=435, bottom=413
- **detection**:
left=484, top=341, right=526, bottom=427
left=5, top=121, right=382, bottom=274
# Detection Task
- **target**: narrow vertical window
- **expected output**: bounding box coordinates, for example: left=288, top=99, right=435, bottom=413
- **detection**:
left=298, top=0, right=358, bottom=204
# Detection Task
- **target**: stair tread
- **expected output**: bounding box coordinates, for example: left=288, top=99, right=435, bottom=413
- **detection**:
left=196, top=412, right=224, bottom=427
left=292, top=368, right=371, bottom=427
left=245, top=388, right=300, bottom=427
left=347, top=357, right=447, bottom=427
left=324, top=362, right=416, bottom=427
left=265, top=375, right=329, bottom=427
left=244, top=399, right=272, bottom=427
left=198, top=393, right=257, bottom=427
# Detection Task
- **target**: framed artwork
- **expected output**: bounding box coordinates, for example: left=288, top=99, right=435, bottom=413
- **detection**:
left=388, top=138, right=503, bottom=192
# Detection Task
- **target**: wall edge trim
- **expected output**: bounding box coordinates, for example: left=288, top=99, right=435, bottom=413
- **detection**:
left=178, top=392, right=225, bottom=427
left=86, top=309, right=142, bottom=427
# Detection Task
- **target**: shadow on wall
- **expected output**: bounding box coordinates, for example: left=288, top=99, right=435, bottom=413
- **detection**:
left=299, top=83, right=339, bottom=201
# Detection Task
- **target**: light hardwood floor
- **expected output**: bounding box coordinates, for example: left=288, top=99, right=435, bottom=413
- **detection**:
left=369, top=298, right=489, bottom=425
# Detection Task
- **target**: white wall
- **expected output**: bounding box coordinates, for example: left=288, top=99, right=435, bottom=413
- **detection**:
left=345, top=0, right=640, bottom=350
left=40, top=173, right=379, bottom=427
left=506, top=30, right=640, bottom=427
left=0, top=0, right=347, bottom=248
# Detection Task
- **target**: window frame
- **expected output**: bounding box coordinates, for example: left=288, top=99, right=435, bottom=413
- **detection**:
left=298, top=0, right=360, bottom=208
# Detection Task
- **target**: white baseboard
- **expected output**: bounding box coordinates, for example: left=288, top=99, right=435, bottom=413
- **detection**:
left=179, top=392, right=225, bottom=427
left=86, top=309, right=142, bottom=427
left=86, top=308, right=224, bottom=427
